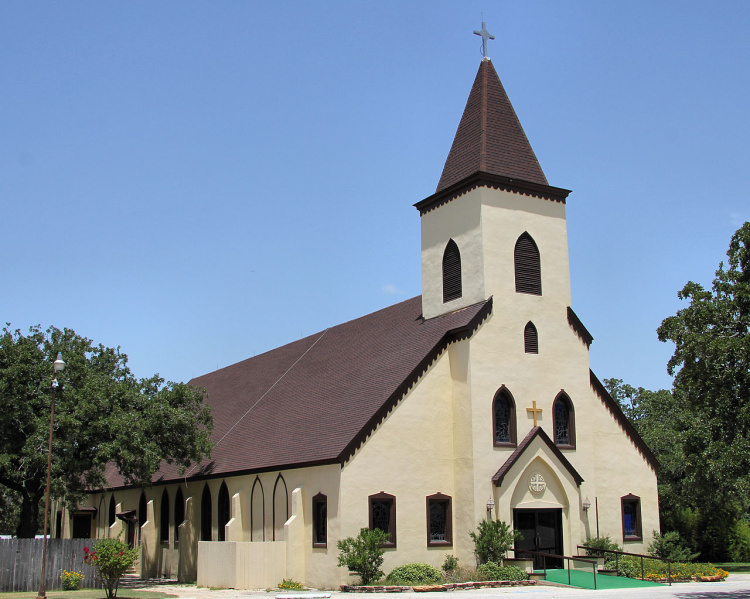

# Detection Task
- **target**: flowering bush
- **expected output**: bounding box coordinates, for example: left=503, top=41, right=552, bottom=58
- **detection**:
left=61, top=570, right=85, bottom=590
left=83, top=534, right=138, bottom=599
left=278, top=579, right=304, bottom=590
left=604, top=555, right=728, bottom=581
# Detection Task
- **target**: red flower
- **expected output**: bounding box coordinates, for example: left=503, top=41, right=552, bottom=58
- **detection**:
left=83, top=547, right=89, bottom=553
left=119, top=551, right=123, bottom=556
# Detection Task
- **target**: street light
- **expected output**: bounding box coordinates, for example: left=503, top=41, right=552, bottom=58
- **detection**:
left=36, top=352, right=65, bottom=599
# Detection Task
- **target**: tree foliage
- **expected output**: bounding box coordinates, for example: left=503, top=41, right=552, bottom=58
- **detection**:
left=337, top=527, right=388, bottom=585
left=0, top=325, right=213, bottom=537
left=656, top=222, right=750, bottom=552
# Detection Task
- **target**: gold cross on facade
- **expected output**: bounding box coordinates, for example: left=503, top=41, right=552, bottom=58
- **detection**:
left=527, top=400, right=542, bottom=426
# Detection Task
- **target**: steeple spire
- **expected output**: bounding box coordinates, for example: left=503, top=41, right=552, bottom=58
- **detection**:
left=436, top=58, right=548, bottom=192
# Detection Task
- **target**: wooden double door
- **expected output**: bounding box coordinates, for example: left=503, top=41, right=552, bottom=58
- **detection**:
left=513, top=508, right=563, bottom=570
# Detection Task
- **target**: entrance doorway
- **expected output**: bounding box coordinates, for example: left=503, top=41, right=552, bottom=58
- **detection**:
left=513, top=508, right=563, bottom=569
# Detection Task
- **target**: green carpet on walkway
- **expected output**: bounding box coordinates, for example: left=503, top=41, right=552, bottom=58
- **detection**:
left=542, top=568, right=664, bottom=590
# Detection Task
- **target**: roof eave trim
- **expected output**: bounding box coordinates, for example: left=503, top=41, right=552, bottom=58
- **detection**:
left=337, top=298, right=493, bottom=464
left=415, top=171, right=571, bottom=215
left=492, top=426, right=584, bottom=487
left=589, top=370, right=660, bottom=471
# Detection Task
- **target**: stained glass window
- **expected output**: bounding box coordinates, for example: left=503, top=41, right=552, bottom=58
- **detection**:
left=369, top=493, right=395, bottom=546
left=554, top=396, right=572, bottom=446
left=621, top=495, right=642, bottom=540
left=495, top=394, right=510, bottom=443
left=429, top=502, right=447, bottom=541
left=372, top=501, right=391, bottom=533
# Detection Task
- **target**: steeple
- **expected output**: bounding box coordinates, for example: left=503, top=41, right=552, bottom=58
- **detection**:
left=436, top=58, right=548, bottom=192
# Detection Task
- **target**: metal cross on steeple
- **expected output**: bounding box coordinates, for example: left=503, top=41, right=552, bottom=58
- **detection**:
left=473, top=21, right=495, bottom=58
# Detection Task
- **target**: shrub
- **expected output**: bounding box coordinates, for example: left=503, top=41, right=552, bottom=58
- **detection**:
left=441, top=566, right=477, bottom=583
left=385, top=563, right=442, bottom=585
left=82, top=534, right=138, bottom=599
left=61, top=570, right=85, bottom=591
left=337, top=528, right=388, bottom=585
left=469, top=519, right=521, bottom=564
left=476, top=562, right=527, bottom=581
left=278, top=579, right=304, bottom=590
left=581, top=534, right=621, bottom=556
left=441, top=554, right=459, bottom=574
left=648, top=530, right=699, bottom=562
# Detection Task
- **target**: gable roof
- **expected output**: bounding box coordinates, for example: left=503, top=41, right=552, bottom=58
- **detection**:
left=102, top=296, right=492, bottom=489
left=436, top=58, right=548, bottom=192
left=492, top=426, right=584, bottom=487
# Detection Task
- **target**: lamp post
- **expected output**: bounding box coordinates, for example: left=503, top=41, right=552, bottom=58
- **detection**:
left=36, top=352, right=65, bottom=599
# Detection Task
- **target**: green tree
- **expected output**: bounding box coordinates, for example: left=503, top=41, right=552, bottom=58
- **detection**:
left=656, top=222, right=750, bottom=558
left=0, top=325, right=213, bottom=538
left=337, top=528, right=388, bottom=585
left=469, top=519, right=521, bottom=565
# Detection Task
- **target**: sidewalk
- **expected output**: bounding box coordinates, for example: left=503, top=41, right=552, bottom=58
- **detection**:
left=138, top=573, right=750, bottom=599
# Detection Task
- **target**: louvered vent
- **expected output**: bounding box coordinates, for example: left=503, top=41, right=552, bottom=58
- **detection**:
left=514, top=233, right=541, bottom=295
left=524, top=321, right=538, bottom=354
left=443, top=239, right=462, bottom=303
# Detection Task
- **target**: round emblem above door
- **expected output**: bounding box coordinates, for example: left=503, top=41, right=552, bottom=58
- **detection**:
left=529, top=473, right=546, bottom=493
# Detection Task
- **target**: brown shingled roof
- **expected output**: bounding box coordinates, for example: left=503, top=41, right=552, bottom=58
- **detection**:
left=436, top=58, right=548, bottom=192
left=102, top=296, right=492, bottom=489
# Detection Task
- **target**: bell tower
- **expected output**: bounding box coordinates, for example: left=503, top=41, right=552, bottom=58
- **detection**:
left=416, top=56, right=571, bottom=321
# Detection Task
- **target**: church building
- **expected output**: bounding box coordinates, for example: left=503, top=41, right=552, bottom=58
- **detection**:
left=58, top=36, right=659, bottom=589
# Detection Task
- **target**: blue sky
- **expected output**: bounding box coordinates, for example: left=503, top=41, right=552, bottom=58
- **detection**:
left=2, top=1, right=748, bottom=392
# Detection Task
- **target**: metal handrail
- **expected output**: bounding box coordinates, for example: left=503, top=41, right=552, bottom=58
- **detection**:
left=513, top=549, right=598, bottom=589
left=577, top=545, right=672, bottom=586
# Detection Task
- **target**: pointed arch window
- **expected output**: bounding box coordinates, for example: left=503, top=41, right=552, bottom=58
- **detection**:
left=524, top=321, right=538, bottom=354
left=312, top=493, right=327, bottom=548
left=552, top=392, right=575, bottom=449
left=138, top=492, right=147, bottom=544
left=251, top=476, right=265, bottom=542
left=108, top=495, right=116, bottom=528
left=174, top=487, right=185, bottom=546
left=217, top=481, right=230, bottom=542
left=160, top=489, right=169, bottom=545
left=515, top=233, right=541, bottom=295
left=621, top=494, right=642, bottom=541
left=443, top=239, right=462, bottom=303
left=201, top=484, right=212, bottom=541
left=272, top=474, right=289, bottom=541
left=493, top=387, right=517, bottom=447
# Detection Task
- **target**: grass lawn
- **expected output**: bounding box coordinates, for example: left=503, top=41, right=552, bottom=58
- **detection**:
left=713, top=563, right=750, bottom=573
left=0, top=591, right=177, bottom=599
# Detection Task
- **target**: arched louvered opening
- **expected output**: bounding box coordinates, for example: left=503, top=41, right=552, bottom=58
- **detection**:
left=272, top=474, right=289, bottom=541
left=217, top=481, right=230, bottom=542
left=108, top=495, right=116, bottom=528
left=201, top=484, right=212, bottom=541
left=160, top=489, right=170, bottom=544
left=524, top=321, right=538, bottom=354
left=251, top=476, right=265, bottom=542
left=515, top=233, right=541, bottom=295
left=174, top=487, right=185, bottom=546
left=138, top=492, right=147, bottom=544
left=553, top=391, right=575, bottom=448
left=492, top=387, right=517, bottom=446
left=442, top=239, right=462, bottom=303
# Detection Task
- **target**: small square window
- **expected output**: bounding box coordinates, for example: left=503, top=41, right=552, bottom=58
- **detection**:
left=369, top=492, right=396, bottom=548
left=426, top=493, right=452, bottom=547
left=621, top=494, right=642, bottom=541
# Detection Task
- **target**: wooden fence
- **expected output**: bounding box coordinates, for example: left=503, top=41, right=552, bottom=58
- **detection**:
left=0, top=538, right=102, bottom=592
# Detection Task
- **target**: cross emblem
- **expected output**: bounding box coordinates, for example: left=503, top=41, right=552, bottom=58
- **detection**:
left=527, top=400, right=542, bottom=426
left=473, top=21, right=495, bottom=59
left=529, top=473, right=546, bottom=493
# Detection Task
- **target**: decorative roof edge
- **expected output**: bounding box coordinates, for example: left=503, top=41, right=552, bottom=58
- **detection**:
left=87, top=457, right=343, bottom=493
left=567, top=306, right=593, bottom=348
left=492, top=426, right=584, bottom=487
left=415, top=171, right=571, bottom=215
left=337, top=297, right=494, bottom=464
left=589, top=370, right=660, bottom=472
